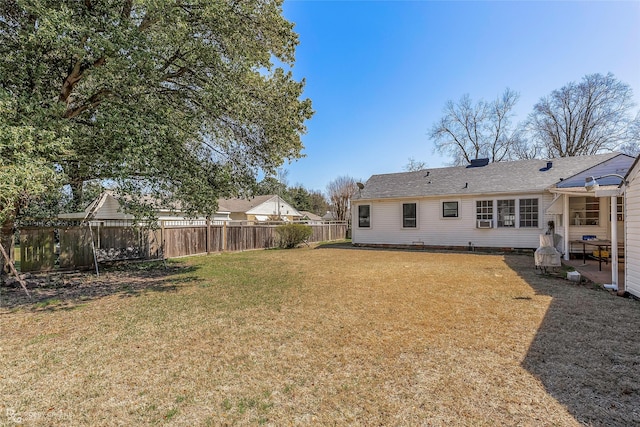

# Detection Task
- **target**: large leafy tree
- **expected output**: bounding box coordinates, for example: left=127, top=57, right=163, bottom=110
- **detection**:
left=308, top=190, right=329, bottom=216
left=527, top=73, right=636, bottom=157
left=0, top=89, right=68, bottom=270
left=0, top=0, right=313, bottom=270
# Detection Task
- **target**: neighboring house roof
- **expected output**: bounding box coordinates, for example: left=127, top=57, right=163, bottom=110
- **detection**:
left=217, top=195, right=302, bottom=218
left=354, top=153, right=623, bottom=200
left=216, top=195, right=278, bottom=213
left=299, top=211, right=323, bottom=221
left=322, top=211, right=337, bottom=220
left=59, top=191, right=230, bottom=220
left=59, top=192, right=133, bottom=220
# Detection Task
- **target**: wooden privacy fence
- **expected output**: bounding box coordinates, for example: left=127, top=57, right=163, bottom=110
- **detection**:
left=19, top=220, right=348, bottom=272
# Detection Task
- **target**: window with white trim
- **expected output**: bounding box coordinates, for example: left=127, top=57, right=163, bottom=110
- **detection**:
left=358, top=205, right=370, bottom=228
left=442, top=201, right=459, bottom=218
left=497, top=199, right=515, bottom=227
left=476, top=200, right=493, bottom=221
left=519, top=198, right=539, bottom=227
left=402, top=203, right=417, bottom=228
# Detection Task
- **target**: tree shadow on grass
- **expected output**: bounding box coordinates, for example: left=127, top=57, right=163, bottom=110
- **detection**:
left=503, top=255, right=640, bottom=426
left=0, top=260, right=199, bottom=312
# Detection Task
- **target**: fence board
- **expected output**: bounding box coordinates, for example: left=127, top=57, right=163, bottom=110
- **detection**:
left=59, top=226, right=94, bottom=269
left=20, top=228, right=56, bottom=272
left=209, top=226, right=225, bottom=252
left=163, top=226, right=208, bottom=258
left=96, top=226, right=148, bottom=261
left=18, top=221, right=348, bottom=271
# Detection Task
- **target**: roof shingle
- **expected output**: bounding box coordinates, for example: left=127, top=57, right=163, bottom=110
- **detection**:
left=355, top=153, right=622, bottom=200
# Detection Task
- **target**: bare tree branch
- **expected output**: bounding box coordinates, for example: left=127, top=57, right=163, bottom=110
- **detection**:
left=326, top=176, right=358, bottom=221
left=528, top=73, right=636, bottom=157
left=430, top=89, right=520, bottom=165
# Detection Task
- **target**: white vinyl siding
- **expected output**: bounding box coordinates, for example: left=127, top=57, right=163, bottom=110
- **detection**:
left=246, top=196, right=301, bottom=218
left=92, top=195, right=133, bottom=220
left=351, top=193, right=549, bottom=249
left=625, top=162, right=640, bottom=298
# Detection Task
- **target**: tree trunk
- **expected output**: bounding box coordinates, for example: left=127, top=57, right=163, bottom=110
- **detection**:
left=0, top=218, right=15, bottom=276
left=69, top=178, right=84, bottom=212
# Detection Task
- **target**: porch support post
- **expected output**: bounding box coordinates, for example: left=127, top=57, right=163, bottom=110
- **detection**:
left=563, top=193, right=570, bottom=260
left=610, top=195, right=619, bottom=289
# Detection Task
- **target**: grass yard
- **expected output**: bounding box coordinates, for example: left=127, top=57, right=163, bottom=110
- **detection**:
left=1, top=244, right=639, bottom=426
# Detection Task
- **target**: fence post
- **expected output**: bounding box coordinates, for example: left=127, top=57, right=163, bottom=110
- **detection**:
left=329, top=222, right=332, bottom=241
left=223, top=221, right=227, bottom=252
left=206, top=219, right=211, bottom=254
left=160, top=220, right=166, bottom=259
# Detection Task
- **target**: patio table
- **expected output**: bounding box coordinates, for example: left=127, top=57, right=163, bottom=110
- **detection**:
left=571, top=239, right=623, bottom=271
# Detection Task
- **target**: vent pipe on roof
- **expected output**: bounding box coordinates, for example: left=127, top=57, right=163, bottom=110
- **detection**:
left=539, top=161, right=553, bottom=172
left=466, top=158, right=490, bottom=168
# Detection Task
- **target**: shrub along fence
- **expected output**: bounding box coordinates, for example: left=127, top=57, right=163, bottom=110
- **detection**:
left=18, top=220, right=348, bottom=273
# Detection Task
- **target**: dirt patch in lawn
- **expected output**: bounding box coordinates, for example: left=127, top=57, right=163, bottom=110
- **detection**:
left=0, top=261, right=194, bottom=310
left=1, top=247, right=638, bottom=426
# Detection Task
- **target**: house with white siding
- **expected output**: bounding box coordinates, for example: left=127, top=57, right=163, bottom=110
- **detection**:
left=217, top=195, right=302, bottom=222
left=59, top=191, right=231, bottom=224
left=624, top=155, right=640, bottom=298
left=351, top=153, right=635, bottom=255
left=548, top=153, right=634, bottom=262
left=60, top=193, right=303, bottom=224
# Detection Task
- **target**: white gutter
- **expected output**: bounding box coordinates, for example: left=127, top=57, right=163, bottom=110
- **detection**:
left=563, top=193, right=570, bottom=261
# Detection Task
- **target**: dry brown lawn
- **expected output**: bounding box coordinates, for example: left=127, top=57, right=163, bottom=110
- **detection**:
left=1, top=244, right=639, bottom=426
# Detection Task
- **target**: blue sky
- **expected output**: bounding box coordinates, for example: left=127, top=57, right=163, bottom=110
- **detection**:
left=278, top=0, right=640, bottom=192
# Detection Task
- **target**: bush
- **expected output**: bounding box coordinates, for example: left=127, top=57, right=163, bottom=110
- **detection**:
left=275, top=223, right=313, bottom=249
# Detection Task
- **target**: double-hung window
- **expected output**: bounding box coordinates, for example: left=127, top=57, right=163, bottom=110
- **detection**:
left=442, top=201, right=459, bottom=218
left=358, top=205, right=370, bottom=228
left=476, top=200, right=493, bottom=221
left=497, top=199, right=515, bottom=227
left=519, top=198, right=539, bottom=228
left=402, top=203, right=417, bottom=228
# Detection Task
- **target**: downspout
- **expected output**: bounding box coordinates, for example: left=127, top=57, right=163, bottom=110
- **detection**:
left=604, top=195, right=619, bottom=291
left=563, top=193, right=570, bottom=260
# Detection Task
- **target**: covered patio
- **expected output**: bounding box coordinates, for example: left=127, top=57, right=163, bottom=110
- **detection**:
left=562, top=257, right=625, bottom=290
left=545, top=153, right=634, bottom=292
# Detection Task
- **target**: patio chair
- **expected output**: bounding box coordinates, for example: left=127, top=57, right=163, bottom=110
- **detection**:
left=535, top=234, right=562, bottom=273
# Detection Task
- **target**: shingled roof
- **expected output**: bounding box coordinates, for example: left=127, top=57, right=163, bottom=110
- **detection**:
left=354, top=153, right=622, bottom=200
left=216, top=195, right=277, bottom=213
